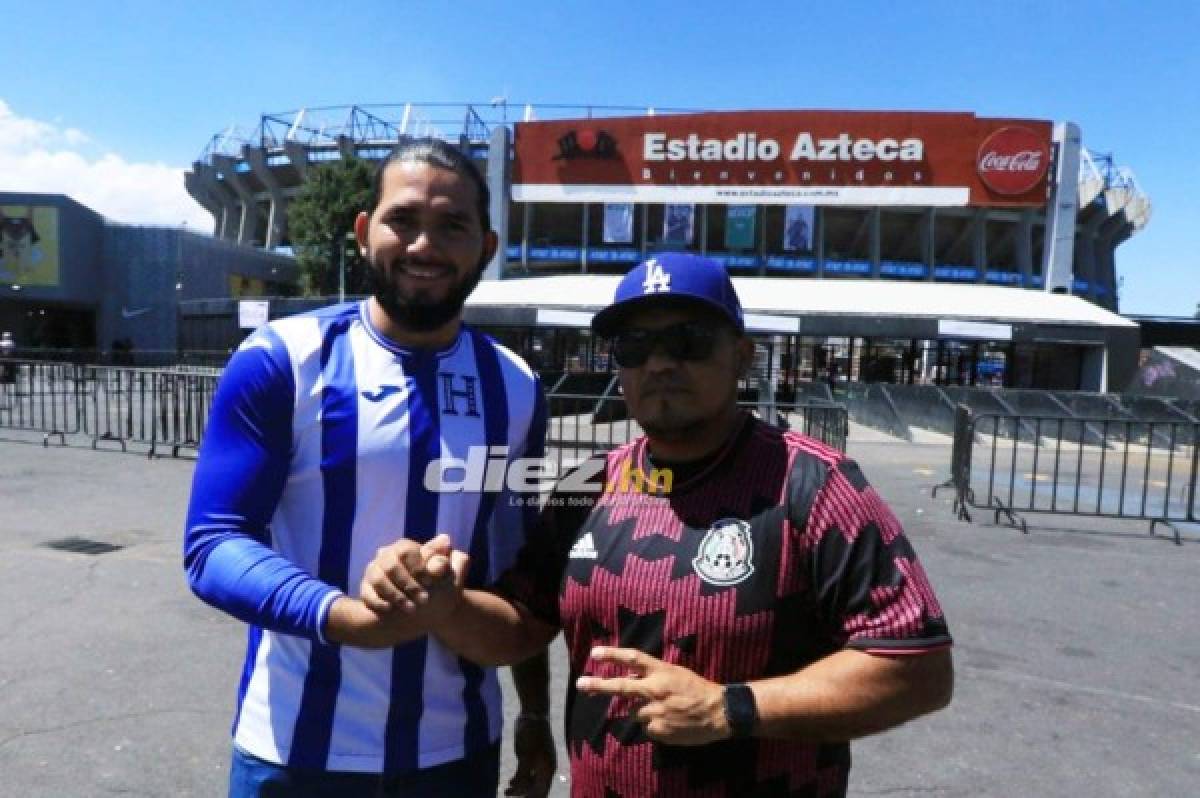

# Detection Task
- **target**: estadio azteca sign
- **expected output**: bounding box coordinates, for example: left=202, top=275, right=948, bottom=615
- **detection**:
left=512, top=110, right=1053, bottom=207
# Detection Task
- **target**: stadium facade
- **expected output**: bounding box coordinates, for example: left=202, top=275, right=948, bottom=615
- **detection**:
left=25, top=103, right=1148, bottom=390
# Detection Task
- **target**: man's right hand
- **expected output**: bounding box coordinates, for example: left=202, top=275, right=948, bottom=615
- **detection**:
left=325, top=534, right=470, bottom=649
left=361, top=533, right=469, bottom=622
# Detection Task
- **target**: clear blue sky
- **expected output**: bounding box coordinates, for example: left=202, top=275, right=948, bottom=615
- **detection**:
left=3, top=0, right=1196, bottom=316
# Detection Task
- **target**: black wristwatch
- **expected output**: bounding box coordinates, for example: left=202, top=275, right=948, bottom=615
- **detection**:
left=723, top=683, right=758, bottom=739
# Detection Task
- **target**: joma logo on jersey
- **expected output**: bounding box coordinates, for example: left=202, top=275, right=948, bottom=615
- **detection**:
left=423, top=447, right=672, bottom=495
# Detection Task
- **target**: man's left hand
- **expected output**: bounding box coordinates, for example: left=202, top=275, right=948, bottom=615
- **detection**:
left=575, top=647, right=730, bottom=746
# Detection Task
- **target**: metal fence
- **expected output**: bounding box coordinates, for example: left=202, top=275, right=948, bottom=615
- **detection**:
left=0, top=360, right=218, bottom=457
left=937, top=404, right=1199, bottom=544
left=544, top=392, right=848, bottom=476
left=3, top=359, right=848, bottom=469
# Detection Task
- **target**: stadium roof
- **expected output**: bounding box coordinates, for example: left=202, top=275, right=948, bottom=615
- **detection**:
left=466, top=276, right=1137, bottom=332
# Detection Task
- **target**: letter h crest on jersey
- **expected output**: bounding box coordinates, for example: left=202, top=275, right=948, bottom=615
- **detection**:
left=439, top=372, right=480, bottom=417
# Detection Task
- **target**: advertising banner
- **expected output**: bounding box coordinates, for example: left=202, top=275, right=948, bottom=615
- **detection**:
left=725, top=206, right=756, bottom=250
left=783, top=205, right=814, bottom=251
left=662, top=204, right=694, bottom=244
left=0, top=205, right=60, bottom=287
left=602, top=202, right=634, bottom=243
left=514, top=110, right=1053, bottom=208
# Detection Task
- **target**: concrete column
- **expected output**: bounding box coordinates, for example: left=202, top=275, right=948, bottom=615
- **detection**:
left=189, top=162, right=240, bottom=240
left=922, top=208, right=936, bottom=281
left=814, top=208, right=825, bottom=277
left=242, top=145, right=287, bottom=249
left=212, top=154, right=265, bottom=246
left=183, top=170, right=222, bottom=235
left=1097, top=217, right=1132, bottom=311
left=1075, top=212, right=1104, bottom=300
left=973, top=209, right=988, bottom=284
left=868, top=207, right=882, bottom=277
left=483, top=126, right=510, bottom=280
left=336, top=135, right=357, bottom=161
left=1042, top=122, right=1083, bottom=293
left=1016, top=209, right=1034, bottom=289
left=283, top=141, right=310, bottom=181
left=581, top=203, right=590, bottom=273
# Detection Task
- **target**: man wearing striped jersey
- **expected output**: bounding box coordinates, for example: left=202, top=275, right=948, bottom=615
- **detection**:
left=362, top=254, right=954, bottom=796
left=185, top=139, right=555, bottom=797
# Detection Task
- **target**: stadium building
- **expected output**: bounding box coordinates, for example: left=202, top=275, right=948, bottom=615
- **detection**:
left=182, top=103, right=1151, bottom=392
left=0, top=192, right=297, bottom=358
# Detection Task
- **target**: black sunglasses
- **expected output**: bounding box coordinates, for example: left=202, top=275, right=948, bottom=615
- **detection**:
left=611, top=321, right=724, bottom=368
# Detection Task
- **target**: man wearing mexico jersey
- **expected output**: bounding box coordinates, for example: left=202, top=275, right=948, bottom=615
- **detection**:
left=184, top=139, right=555, bottom=797
left=363, top=253, right=954, bottom=796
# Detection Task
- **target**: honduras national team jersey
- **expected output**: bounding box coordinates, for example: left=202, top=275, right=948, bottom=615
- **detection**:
left=184, top=301, right=545, bottom=774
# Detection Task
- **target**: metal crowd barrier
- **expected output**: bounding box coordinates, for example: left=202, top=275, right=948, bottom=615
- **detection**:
left=937, top=404, right=1199, bottom=544
left=0, top=360, right=89, bottom=444
left=544, top=391, right=848, bottom=478
left=4, top=359, right=849, bottom=472
left=0, top=359, right=219, bottom=458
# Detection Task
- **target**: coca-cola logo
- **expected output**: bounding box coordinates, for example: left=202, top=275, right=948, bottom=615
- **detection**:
left=552, top=129, right=618, bottom=160
left=977, top=126, right=1050, bottom=195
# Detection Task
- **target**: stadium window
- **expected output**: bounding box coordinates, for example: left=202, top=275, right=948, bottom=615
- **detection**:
left=985, top=215, right=1018, bottom=274
left=933, top=210, right=973, bottom=271
left=821, top=208, right=871, bottom=268
left=1031, top=224, right=1046, bottom=281
left=526, top=202, right=584, bottom=273
left=879, top=209, right=924, bottom=270
left=507, top=201, right=524, bottom=252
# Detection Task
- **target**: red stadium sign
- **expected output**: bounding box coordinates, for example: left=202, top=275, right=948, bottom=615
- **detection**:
left=512, top=110, right=1053, bottom=208
left=976, top=126, right=1052, bottom=196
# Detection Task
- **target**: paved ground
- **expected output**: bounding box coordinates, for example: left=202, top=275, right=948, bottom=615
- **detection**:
left=1, top=426, right=1197, bottom=797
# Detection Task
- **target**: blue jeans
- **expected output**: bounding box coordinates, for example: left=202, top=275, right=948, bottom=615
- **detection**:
left=228, top=742, right=501, bottom=797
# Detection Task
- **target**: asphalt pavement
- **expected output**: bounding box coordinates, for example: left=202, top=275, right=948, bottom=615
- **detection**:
left=1, top=427, right=1197, bottom=797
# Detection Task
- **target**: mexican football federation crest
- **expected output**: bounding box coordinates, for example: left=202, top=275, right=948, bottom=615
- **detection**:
left=693, top=518, right=755, bottom=586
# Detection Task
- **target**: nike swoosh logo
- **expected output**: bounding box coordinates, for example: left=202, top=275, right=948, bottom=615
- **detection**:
left=361, top=385, right=405, bottom=402
left=121, top=306, right=151, bottom=319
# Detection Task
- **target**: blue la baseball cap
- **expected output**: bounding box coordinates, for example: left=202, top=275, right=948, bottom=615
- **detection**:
left=591, top=253, right=745, bottom=336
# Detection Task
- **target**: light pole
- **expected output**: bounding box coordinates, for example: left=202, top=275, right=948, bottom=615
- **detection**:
left=338, top=234, right=346, bottom=304
left=337, top=231, right=356, bottom=304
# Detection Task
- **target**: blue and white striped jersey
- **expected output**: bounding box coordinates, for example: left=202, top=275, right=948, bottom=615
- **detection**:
left=184, top=301, right=546, bottom=774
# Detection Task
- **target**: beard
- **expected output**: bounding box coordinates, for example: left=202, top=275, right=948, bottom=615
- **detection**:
left=365, top=254, right=483, bottom=333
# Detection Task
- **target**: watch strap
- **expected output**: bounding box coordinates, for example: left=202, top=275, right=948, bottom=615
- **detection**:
left=723, top=682, right=758, bottom=738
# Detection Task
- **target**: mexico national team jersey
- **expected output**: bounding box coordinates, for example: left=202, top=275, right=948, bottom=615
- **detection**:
left=185, top=301, right=545, bottom=773
left=497, top=414, right=950, bottom=797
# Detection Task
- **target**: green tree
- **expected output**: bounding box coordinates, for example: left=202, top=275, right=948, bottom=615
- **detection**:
left=287, top=157, right=374, bottom=297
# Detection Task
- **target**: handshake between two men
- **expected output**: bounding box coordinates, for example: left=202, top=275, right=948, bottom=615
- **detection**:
left=336, top=533, right=754, bottom=749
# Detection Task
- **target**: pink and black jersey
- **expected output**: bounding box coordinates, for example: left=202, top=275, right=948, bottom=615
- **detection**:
left=497, top=414, right=951, bottom=797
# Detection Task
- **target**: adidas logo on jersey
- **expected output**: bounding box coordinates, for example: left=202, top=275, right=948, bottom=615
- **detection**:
left=568, top=532, right=598, bottom=560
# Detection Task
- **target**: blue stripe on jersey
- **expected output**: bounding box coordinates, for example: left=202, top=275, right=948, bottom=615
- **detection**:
left=460, top=331, right=511, bottom=754
left=231, top=625, right=263, bottom=735
left=290, top=316, right=359, bottom=769
left=384, top=352, right=442, bottom=773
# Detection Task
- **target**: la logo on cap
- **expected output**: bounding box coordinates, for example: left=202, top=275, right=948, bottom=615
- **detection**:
left=642, top=259, right=671, bottom=294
